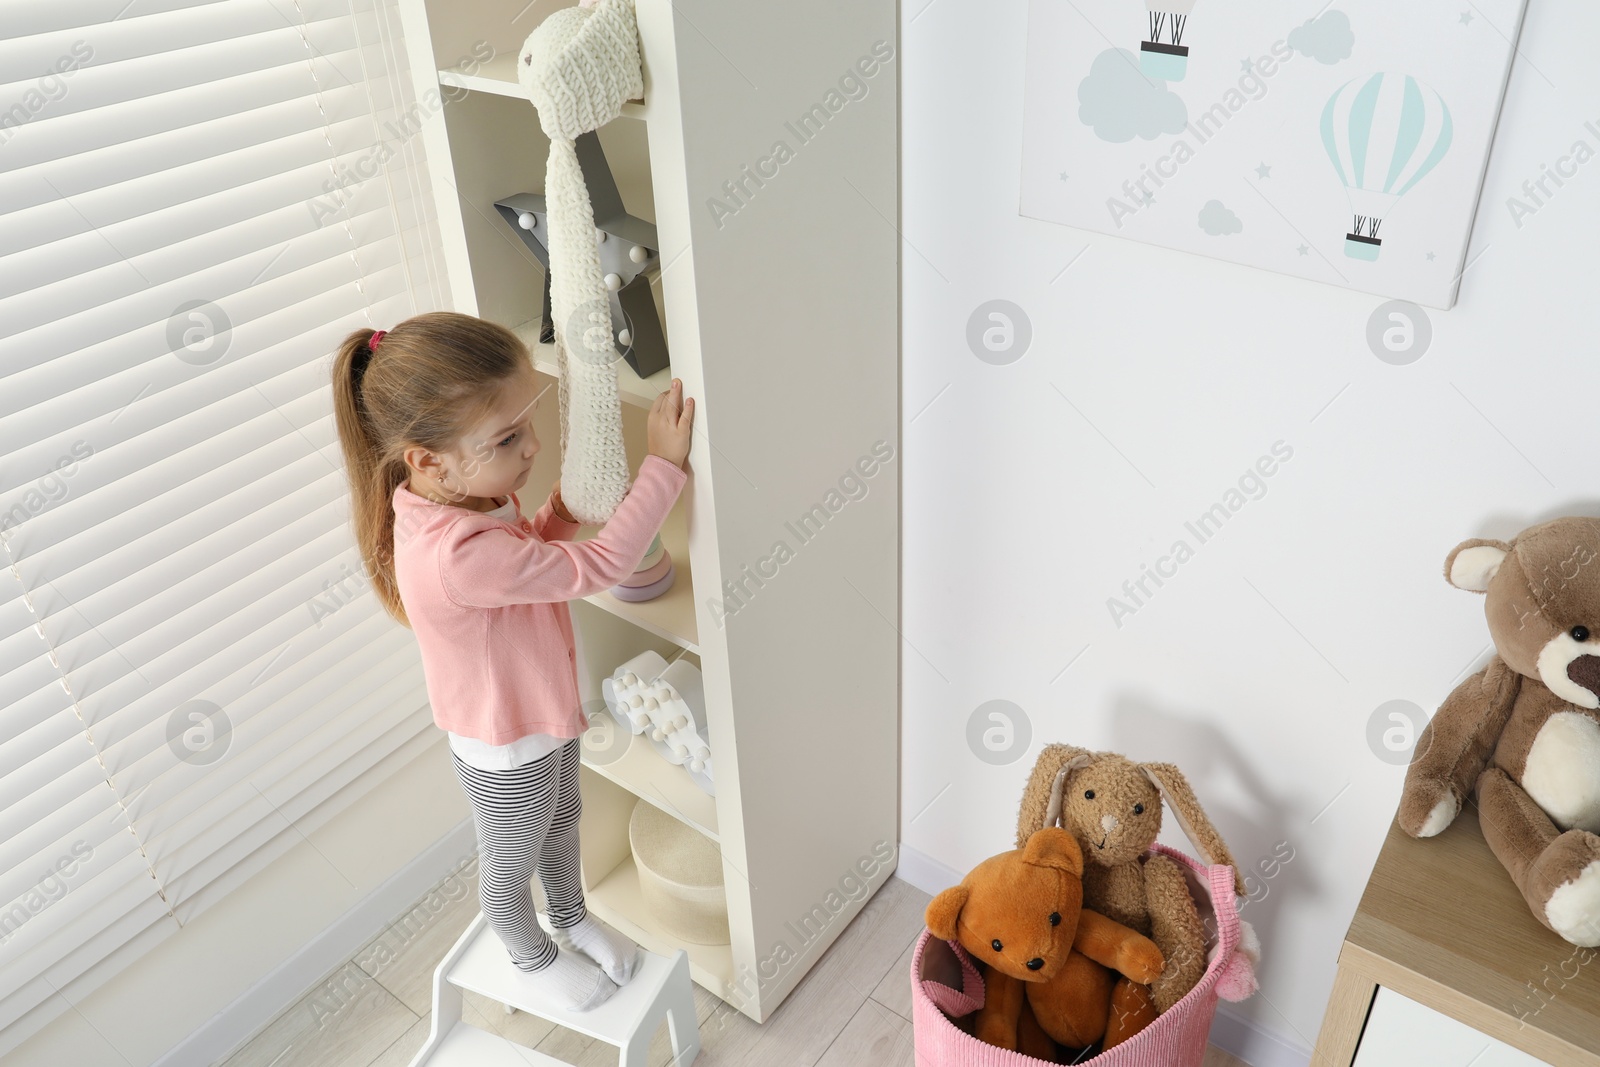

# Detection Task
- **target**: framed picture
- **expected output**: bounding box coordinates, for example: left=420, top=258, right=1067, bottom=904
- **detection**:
left=1019, top=0, right=1531, bottom=309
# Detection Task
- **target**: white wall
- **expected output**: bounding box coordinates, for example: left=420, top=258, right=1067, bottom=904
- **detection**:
left=901, top=0, right=1600, bottom=1060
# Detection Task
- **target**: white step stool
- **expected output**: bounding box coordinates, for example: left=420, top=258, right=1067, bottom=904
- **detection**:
left=407, top=910, right=701, bottom=1067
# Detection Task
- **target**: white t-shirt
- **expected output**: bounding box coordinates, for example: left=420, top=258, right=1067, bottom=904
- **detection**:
left=445, top=495, right=579, bottom=771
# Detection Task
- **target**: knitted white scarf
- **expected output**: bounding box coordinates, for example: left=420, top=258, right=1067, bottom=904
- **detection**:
left=517, top=0, right=643, bottom=525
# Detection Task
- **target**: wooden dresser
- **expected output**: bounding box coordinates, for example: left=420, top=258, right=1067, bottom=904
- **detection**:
left=1315, top=804, right=1600, bottom=1065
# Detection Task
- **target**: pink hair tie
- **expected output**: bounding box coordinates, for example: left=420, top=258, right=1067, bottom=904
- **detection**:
left=369, top=329, right=387, bottom=351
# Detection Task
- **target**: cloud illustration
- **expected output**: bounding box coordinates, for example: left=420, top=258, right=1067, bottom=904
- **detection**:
left=1199, top=200, right=1243, bottom=235
left=1288, top=11, right=1355, bottom=64
left=1078, top=48, right=1188, bottom=143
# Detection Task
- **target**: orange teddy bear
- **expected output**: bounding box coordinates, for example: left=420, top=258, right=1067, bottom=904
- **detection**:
left=925, top=826, right=1167, bottom=1060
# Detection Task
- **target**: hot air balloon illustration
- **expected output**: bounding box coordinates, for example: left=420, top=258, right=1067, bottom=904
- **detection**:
left=1141, top=0, right=1198, bottom=81
left=1320, top=72, right=1453, bottom=261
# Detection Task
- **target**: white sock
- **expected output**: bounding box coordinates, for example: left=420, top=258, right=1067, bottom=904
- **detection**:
left=558, top=913, right=641, bottom=985
left=515, top=943, right=618, bottom=1011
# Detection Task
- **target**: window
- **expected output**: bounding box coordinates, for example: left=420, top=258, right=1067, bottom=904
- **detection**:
left=0, top=0, right=445, bottom=1046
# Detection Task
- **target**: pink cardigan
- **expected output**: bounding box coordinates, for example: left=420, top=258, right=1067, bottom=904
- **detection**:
left=392, top=455, right=688, bottom=744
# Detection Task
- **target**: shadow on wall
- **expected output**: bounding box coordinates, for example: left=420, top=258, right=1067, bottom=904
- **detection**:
left=1077, top=505, right=1600, bottom=1028
left=1106, top=694, right=1305, bottom=997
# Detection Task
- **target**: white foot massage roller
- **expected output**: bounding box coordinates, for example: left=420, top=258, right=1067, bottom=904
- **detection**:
left=601, top=650, right=715, bottom=796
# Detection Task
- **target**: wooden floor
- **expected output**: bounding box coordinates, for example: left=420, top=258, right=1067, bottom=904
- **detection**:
left=219, top=868, right=1249, bottom=1067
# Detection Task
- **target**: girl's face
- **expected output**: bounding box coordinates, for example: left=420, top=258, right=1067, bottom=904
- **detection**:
left=408, top=367, right=544, bottom=507
left=455, top=367, right=544, bottom=501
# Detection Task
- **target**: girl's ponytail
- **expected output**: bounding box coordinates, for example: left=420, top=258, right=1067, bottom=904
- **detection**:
left=332, top=327, right=410, bottom=627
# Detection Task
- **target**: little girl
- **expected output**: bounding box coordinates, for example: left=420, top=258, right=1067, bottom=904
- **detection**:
left=330, top=310, right=694, bottom=1012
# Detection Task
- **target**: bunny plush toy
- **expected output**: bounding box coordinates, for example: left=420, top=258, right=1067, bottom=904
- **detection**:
left=1014, top=745, right=1260, bottom=1030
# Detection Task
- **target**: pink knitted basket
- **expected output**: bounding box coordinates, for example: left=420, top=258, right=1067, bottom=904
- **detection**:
left=911, top=846, right=1245, bottom=1067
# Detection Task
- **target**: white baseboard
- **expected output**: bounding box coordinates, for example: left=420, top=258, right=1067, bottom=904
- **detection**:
left=1211, top=1003, right=1313, bottom=1067
left=892, top=838, right=965, bottom=897
left=151, top=820, right=479, bottom=1067
left=892, top=841, right=1313, bottom=1067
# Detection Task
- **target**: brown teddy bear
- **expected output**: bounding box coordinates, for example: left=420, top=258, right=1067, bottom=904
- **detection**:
left=1014, top=746, right=1250, bottom=1025
left=1399, top=517, right=1600, bottom=946
left=925, top=826, right=1166, bottom=1061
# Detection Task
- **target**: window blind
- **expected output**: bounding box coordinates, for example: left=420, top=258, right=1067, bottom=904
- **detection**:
left=0, top=0, right=448, bottom=1050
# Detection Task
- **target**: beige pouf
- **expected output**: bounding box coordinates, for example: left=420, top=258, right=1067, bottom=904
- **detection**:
left=628, top=798, right=730, bottom=945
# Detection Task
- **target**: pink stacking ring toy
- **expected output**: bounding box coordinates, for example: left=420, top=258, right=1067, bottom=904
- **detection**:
left=610, top=555, right=675, bottom=602
left=618, top=548, right=674, bottom=589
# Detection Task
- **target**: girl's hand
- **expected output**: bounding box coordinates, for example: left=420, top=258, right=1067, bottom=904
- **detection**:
left=550, top=481, right=577, bottom=523
left=647, top=379, right=694, bottom=470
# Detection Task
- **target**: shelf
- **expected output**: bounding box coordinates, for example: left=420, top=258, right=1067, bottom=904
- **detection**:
left=405, top=0, right=900, bottom=1026
left=583, top=851, right=735, bottom=1003
left=438, top=55, right=649, bottom=119
left=513, top=320, right=673, bottom=411
left=580, top=723, right=718, bottom=842
left=575, top=495, right=697, bottom=653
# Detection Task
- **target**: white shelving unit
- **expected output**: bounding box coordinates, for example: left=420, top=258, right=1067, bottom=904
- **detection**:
left=396, top=0, right=900, bottom=1024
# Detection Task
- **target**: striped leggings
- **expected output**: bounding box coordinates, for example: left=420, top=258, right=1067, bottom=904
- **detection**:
left=449, top=738, right=587, bottom=971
